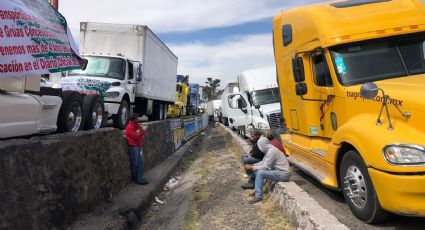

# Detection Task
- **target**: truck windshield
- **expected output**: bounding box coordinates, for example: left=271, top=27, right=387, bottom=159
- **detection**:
left=250, top=88, right=280, bottom=106
left=68, top=56, right=126, bottom=80
left=330, top=34, right=425, bottom=86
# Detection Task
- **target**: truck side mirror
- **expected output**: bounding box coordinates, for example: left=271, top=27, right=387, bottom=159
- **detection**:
left=292, top=57, right=305, bottom=83
left=237, top=98, right=248, bottom=113
left=295, top=82, right=307, bottom=96
left=360, top=82, right=379, bottom=99
left=237, top=98, right=244, bottom=109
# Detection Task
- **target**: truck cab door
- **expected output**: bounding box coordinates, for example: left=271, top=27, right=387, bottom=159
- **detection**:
left=227, top=93, right=251, bottom=127
left=126, top=61, right=137, bottom=103
left=310, top=52, right=336, bottom=138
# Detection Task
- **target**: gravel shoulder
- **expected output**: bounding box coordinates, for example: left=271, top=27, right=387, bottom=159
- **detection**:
left=141, top=126, right=292, bottom=230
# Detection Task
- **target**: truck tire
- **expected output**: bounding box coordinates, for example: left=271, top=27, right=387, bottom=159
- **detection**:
left=113, top=100, right=129, bottom=130
left=83, top=95, right=104, bottom=130
left=339, top=150, right=388, bottom=223
left=57, top=91, right=84, bottom=132
left=163, top=104, right=168, bottom=120
left=159, top=103, right=165, bottom=120
left=152, top=102, right=160, bottom=120
left=242, top=126, right=248, bottom=139
left=178, top=106, right=183, bottom=117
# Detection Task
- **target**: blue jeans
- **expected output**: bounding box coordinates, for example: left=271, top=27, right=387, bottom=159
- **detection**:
left=128, top=146, right=145, bottom=183
left=241, top=153, right=261, bottom=164
left=254, top=170, right=289, bottom=198
left=241, top=154, right=261, bottom=176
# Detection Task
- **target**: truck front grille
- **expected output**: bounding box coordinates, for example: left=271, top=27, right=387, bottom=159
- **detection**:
left=267, top=112, right=284, bottom=130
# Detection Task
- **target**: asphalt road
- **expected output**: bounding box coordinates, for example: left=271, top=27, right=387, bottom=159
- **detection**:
left=227, top=126, right=425, bottom=230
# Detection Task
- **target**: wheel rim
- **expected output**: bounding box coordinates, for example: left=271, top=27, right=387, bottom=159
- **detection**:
left=67, top=101, right=82, bottom=132
left=344, top=165, right=368, bottom=208
left=91, top=102, right=103, bottom=129
left=121, top=105, right=128, bottom=125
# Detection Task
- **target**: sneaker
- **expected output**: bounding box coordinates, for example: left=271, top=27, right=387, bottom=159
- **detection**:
left=249, top=197, right=263, bottom=204
left=137, top=180, right=149, bottom=185
left=241, top=183, right=254, bottom=189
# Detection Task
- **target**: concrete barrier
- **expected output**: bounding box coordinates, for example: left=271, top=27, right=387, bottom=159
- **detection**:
left=0, top=128, right=130, bottom=229
left=0, top=113, right=209, bottom=229
left=218, top=123, right=349, bottom=230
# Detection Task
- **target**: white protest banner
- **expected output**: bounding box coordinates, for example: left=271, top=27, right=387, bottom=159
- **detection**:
left=0, top=0, right=84, bottom=78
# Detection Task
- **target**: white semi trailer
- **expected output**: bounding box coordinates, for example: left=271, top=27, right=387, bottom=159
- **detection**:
left=71, top=22, right=178, bottom=129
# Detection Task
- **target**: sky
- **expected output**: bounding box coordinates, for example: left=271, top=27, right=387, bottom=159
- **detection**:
left=60, top=0, right=327, bottom=88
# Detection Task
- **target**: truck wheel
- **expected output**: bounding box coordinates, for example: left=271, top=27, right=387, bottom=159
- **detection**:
left=152, top=102, right=160, bottom=120
left=113, top=100, right=129, bottom=130
left=57, top=92, right=84, bottom=132
left=83, top=95, right=104, bottom=130
left=339, top=150, right=388, bottom=223
left=242, top=126, right=248, bottom=139
left=179, top=106, right=183, bottom=117
left=163, top=104, right=168, bottom=120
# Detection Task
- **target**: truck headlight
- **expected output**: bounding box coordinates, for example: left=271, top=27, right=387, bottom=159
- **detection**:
left=383, top=144, right=425, bottom=165
left=105, top=92, right=120, bottom=98
left=258, top=122, right=269, bottom=130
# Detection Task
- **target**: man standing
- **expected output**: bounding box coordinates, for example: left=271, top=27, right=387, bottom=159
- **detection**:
left=244, top=137, right=289, bottom=203
left=125, top=113, right=149, bottom=185
left=241, top=130, right=265, bottom=189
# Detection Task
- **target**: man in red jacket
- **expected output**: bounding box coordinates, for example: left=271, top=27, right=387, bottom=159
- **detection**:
left=266, top=131, right=287, bottom=156
left=125, top=113, right=148, bottom=185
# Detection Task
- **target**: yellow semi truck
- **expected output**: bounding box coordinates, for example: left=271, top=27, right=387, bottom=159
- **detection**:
left=167, top=82, right=189, bottom=117
left=273, top=0, right=425, bottom=223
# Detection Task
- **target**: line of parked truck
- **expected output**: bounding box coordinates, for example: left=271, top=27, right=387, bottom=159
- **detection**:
left=0, top=20, right=179, bottom=139
left=0, top=0, right=206, bottom=139
left=4, top=0, right=425, bottom=226
left=167, top=75, right=204, bottom=118
left=207, top=66, right=285, bottom=139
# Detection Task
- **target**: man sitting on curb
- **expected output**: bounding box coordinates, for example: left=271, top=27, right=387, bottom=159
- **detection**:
left=240, top=130, right=265, bottom=189
left=266, top=131, right=288, bottom=156
left=244, top=136, right=290, bottom=204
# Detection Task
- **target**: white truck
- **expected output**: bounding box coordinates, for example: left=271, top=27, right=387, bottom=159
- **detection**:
left=206, top=99, right=222, bottom=122
left=220, top=82, right=239, bottom=126
left=69, top=22, right=178, bottom=129
left=227, top=66, right=284, bottom=138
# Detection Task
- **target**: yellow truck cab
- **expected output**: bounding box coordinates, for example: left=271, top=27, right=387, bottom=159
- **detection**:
left=167, top=82, right=189, bottom=117
left=273, top=0, right=425, bottom=223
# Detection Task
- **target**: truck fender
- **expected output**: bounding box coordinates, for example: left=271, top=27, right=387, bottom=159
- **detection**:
left=331, top=114, right=394, bottom=169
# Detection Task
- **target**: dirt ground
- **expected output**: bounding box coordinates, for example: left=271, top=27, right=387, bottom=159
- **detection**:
left=140, top=126, right=292, bottom=230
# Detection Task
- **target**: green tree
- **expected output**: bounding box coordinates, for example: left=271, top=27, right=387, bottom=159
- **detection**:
left=182, top=75, right=189, bottom=85
left=203, top=77, right=221, bottom=100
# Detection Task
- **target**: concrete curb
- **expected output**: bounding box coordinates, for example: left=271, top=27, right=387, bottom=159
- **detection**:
left=218, top=123, right=349, bottom=230
left=69, top=136, right=200, bottom=230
